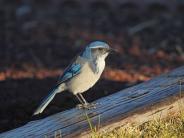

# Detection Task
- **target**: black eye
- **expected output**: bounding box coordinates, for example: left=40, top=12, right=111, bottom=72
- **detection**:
left=98, top=48, right=103, bottom=51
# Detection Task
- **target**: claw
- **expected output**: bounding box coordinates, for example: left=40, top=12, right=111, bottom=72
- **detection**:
left=76, top=103, right=97, bottom=109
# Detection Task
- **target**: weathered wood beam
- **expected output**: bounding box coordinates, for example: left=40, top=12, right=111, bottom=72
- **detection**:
left=0, top=66, right=184, bottom=138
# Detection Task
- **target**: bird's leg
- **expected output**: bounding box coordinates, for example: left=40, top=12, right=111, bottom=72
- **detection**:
left=79, top=93, right=88, bottom=105
left=75, top=94, right=84, bottom=105
left=76, top=94, right=87, bottom=109
left=77, top=93, right=96, bottom=109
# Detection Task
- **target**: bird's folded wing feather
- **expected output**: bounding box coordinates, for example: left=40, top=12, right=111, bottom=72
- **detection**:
left=57, top=59, right=81, bottom=84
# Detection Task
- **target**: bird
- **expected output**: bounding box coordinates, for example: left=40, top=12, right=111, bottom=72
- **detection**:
left=33, top=41, right=114, bottom=115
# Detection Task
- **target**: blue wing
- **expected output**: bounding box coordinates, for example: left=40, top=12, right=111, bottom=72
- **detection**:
left=58, top=63, right=81, bottom=84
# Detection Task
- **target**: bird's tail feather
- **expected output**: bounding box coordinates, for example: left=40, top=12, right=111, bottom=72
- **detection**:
left=33, top=84, right=65, bottom=115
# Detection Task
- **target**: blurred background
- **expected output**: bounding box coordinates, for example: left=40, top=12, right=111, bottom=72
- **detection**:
left=0, top=0, right=184, bottom=133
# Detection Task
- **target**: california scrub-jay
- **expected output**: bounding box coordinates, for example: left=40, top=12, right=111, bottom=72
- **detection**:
left=33, top=41, right=113, bottom=115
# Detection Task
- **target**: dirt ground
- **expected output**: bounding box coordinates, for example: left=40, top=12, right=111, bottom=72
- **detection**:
left=0, top=0, right=184, bottom=133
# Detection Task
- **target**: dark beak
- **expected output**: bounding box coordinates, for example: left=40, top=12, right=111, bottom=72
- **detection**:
left=108, top=47, right=118, bottom=54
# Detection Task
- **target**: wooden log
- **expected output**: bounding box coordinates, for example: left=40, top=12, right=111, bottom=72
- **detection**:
left=0, top=66, right=184, bottom=138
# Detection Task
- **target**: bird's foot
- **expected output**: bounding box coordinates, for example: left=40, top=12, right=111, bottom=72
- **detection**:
left=77, top=103, right=97, bottom=109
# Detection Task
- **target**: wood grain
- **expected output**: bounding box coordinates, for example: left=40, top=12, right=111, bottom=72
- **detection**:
left=0, top=66, right=184, bottom=138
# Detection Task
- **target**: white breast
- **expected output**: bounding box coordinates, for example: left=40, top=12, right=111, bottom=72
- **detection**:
left=67, top=58, right=105, bottom=95
left=96, top=56, right=106, bottom=74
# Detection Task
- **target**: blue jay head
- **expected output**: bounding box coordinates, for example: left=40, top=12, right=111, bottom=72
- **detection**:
left=81, top=41, right=112, bottom=60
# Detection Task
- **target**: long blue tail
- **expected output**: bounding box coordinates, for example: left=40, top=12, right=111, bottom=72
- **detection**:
left=33, top=85, right=64, bottom=115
